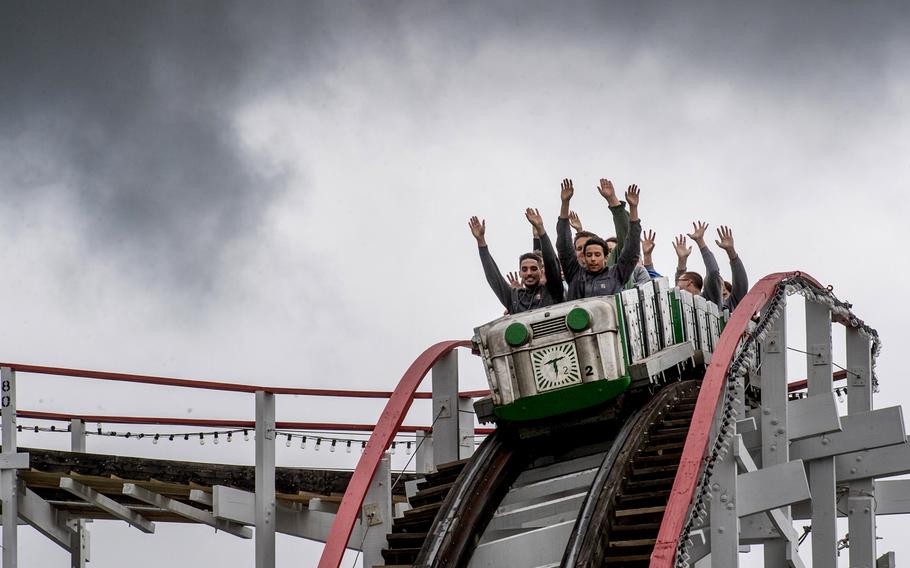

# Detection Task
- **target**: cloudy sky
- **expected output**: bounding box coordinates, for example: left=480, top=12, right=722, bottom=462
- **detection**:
left=2, top=1, right=910, bottom=566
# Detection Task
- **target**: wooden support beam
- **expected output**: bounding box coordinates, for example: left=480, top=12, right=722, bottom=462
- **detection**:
left=16, top=482, right=74, bottom=552
left=122, top=483, right=251, bottom=539
left=737, top=460, right=810, bottom=517
left=59, top=477, right=155, bottom=534
left=789, top=407, right=905, bottom=461
left=209, top=485, right=364, bottom=547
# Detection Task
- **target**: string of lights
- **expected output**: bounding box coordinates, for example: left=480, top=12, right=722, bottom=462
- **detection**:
left=788, top=386, right=849, bottom=402
left=6, top=420, right=487, bottom=450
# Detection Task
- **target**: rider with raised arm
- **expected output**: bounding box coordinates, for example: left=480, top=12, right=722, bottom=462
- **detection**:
left=469, top=208, right=564, bottom=314
left=673, top=221, right=723, bottom=305
left=714, top=225, right=749, bottom=311
left=569, top=186, right=642, bottom=299
left=642, top=229, right=662, bottom=278
left=556, top=178, right=633, bottom=297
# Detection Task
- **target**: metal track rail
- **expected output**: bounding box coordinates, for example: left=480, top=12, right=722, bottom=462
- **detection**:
left=414, top=430, right=528, bottom=567
left=405, top=384, right=698, bottom=567
left=563, top=380, right=701, bottom=566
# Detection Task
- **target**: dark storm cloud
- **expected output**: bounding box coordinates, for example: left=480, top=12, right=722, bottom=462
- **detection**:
left=0, top=2, right=301, bottom=292
left=1, top=0, right=907, bottom=294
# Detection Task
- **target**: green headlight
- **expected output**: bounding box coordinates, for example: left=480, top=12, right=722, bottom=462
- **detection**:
left=566, top=307, right=591, bottom=331
left=504, top=322, right=531, bottom=347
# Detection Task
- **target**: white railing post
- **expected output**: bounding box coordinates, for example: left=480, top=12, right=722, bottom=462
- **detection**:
left=360, top=452, right=392, bottom=568
left=1, top=366, right=19, bottom=568
left=846, top=328, right=876, bottom=568
left=431, top=351, right=472, bottom=467
left=805, top=300, right=836, bottom=567
left=710, top=378, right=741, bottom=567
left=255, top=391, right=276, bottom=568
left=70, top=418, right=89, bottom=568
left=414, top=430, right=433, bottom=474
left=759, top=301, right=790, bottom=568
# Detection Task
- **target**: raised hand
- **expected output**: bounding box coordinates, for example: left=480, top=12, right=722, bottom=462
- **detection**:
left=673, top=234, right=692, bottom=260
left=525, top=208, right=545, bottom=234
left=506, top=271, right=521, bottom=289
left=468, top=216, right=486, bottom=245
left=642, top=229, right=656, bottom=256
left=625, top=184, right=640, bottom=208
left=687, top=220, right=709, bottom=244
left=569, top=210, right=583, bottom=232
left=715, top=225, right=735, bottom=251
left=597, top=178, right=619, bottom=205
left=560, top=178, right=575, bottom=202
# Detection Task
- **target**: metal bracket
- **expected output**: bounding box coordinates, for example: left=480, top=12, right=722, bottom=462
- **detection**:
left=850, top=366, right=867, bottom=387
left=765, top=332, right=782, bottom=354
left=809, top=343, right=830, bottom=366
left=436, top=397, right=452, bottom=419
left=362, top=502, right=383, bottom=526
left=0, top=452, right=29, bottom=470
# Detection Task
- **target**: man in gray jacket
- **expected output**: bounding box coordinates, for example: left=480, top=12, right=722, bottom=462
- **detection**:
left=568, top=186, right=642, bottom=299
left=469, top=208, right=564, bottom=314
left=557, top=178, right=641, bottom=297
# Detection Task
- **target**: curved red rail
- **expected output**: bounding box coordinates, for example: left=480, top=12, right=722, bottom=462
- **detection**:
left=318, top=339, right=471, bottom=568
left=650, top=271, right=822, bottom=566
left=0, top=361, right=487, bottom=399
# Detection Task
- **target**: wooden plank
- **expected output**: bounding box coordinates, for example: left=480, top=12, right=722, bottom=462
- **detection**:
left=19, top=446, right=415, bottom=496
left=615, top=505, right=665, bottom=517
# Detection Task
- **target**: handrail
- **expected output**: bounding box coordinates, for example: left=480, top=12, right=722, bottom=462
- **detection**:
left=650, top=271, right=821, bottom=567
left=0, top=361, right=486, bottom=399
left=15, top=409, right=494, bottom=434
left=317, top=339, right=471, bottom=568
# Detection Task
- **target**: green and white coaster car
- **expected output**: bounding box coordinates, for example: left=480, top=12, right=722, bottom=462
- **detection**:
left=473, top=277, right=727, bottom=422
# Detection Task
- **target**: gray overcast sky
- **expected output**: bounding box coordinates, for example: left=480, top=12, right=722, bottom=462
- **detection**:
left=2, top=1, right=910, bottom=566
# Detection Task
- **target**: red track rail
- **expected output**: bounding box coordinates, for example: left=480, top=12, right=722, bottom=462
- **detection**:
left=0, top=361, right=487, bottom=399
left=650, top=271, right=823, bottom=567
left=318, top=340, right=471, bottom=568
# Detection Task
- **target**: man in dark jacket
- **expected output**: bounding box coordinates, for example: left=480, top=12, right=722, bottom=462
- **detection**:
left=468, top=208, right=564, bottom=314
left=569, top=185, right=642, bottom=299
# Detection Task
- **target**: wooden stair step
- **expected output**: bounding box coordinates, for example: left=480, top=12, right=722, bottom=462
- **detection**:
left=632, top=464, right=681, bottom=476
left=637, top=441, right=685, bottom=454
left=610, top=522, right=661, bottom=532
left=647, top=429, right=689, bottom=440
left=408, top=482, right=454, bottom=507
left=392, top=515, right=433, bottom=531
left=659, top=418, right=692, bottom=427
left=625, top=478, right=676, bottom=491
left=386, top=532, right=427, bottom=546
left=633, top=452, right=682, bottom=464
left=608, top=538, right=657, bottom=548
left=616, top=490, right=670, bottom=505
left=402, top=501, right=441, bottom=519
left=605, top=553, right=651, bottom=563
left=615, top=505, right=666, bottom=517
left=380, top=547, right=421, bottom=563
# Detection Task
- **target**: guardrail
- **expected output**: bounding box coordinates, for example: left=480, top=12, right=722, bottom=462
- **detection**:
left=1, top=340, right=479, bottom=568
